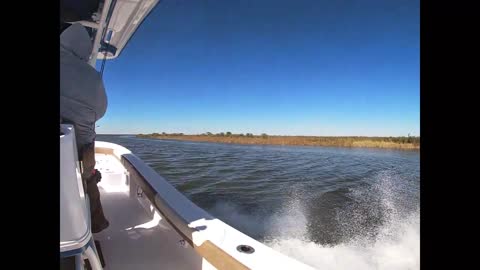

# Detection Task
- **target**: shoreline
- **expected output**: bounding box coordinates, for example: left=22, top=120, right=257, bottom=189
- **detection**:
left=136, top=134, right=420, bottom=150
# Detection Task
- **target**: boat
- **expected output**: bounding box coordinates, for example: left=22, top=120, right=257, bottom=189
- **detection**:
left=60, top=1, right=315, bottom=269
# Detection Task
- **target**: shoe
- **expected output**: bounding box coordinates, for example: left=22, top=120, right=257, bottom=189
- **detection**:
left=92, top=219, right=110, bottom=233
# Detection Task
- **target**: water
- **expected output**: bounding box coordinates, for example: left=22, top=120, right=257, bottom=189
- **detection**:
left=97, top=135, right=420, bottom=270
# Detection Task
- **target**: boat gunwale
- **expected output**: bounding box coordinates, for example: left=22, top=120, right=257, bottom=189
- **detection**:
left=95, top=141, right=315, bottom=270
left=96, top=144, right=250, bottom=270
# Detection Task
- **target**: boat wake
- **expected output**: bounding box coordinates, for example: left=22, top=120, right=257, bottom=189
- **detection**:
left=207, top=171, right=419, bottom=270
left=265, top=210, right=419, bottom=270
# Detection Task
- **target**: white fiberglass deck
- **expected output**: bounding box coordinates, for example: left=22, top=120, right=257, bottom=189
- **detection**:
left=93, top=153, right=213, bottom=270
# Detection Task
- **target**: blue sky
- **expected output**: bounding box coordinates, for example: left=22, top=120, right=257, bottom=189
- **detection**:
left=96, top=0, right=419, bottom=136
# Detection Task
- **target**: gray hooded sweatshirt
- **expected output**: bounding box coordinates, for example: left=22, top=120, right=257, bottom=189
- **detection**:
left=60, top=23, right=107, bottom=146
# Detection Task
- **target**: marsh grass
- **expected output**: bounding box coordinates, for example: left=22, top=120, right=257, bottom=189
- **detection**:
left=137, top=133, right=419, bottom=150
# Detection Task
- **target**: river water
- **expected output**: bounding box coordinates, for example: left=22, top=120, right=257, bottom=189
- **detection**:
left=97, top=135, right=420, bottom=270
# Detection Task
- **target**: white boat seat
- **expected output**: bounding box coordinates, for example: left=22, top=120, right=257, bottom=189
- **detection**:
left=60, top=125, right=103, bottom=269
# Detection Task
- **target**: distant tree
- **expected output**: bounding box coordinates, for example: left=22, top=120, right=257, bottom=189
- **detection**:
left=162, top=132, right=166, bottom=136
left=206, top=132, right=212, bottom=136
left=261, top=133, right=268, bottom=139
left=218, top=132, right=225, bottom=136
left=238, top=133, right=245, bottom=137
left=226, top=131, right=232, bottom=137
left=246, top=133, right=254, bottom=138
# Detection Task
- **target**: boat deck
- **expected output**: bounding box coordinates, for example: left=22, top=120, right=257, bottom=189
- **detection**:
left=93, top=153, right=211, bottom=270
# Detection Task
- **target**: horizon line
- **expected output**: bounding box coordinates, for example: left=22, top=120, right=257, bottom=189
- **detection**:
left=97, top=132, right=420, bottom=138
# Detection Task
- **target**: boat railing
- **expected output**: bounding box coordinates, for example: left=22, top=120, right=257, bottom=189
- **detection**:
left=95, top=141, right=315, bottom=270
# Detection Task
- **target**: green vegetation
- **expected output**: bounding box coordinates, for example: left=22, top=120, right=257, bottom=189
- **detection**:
left=137, top=132, right=420, bottom=150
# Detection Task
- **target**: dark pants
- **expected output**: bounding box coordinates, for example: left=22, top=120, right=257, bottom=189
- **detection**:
left=79, top=141, right=109, bottom=232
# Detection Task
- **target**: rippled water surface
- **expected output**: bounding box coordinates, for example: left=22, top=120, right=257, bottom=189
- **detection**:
left=97, top=135, right=420, bottom=270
